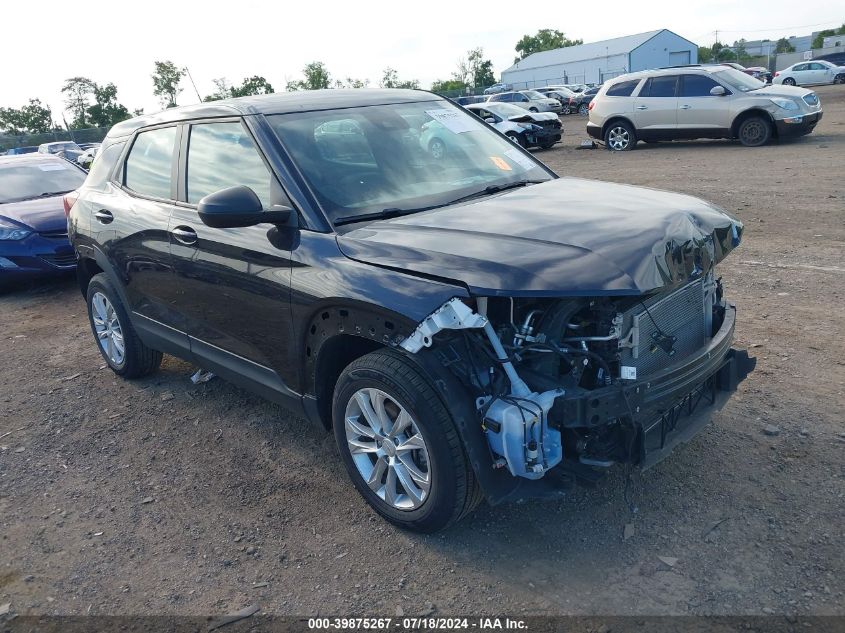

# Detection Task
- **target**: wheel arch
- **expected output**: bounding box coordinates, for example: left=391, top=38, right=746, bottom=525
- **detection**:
left=731, top=108, right=777, bottom=138
left=601, top=116, right=636, bottom=138
left=76, top=257, right=104, bottom=298
left=304, top=303, right=417, bottom=430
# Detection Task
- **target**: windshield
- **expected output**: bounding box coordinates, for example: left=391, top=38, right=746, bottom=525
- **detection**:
left=713, top=69, right=764, bottom=92
left=268, top=101, right=552, bottom=226
left=0, top=160, right=86, bottom=204
left=484, top=103, right=531, bottom=118
left=522, top=91, right=545, bottom=100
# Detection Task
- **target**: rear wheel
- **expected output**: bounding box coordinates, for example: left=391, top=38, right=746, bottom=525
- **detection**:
left=332, top=349, right=481, bottom=532
left=604, top=121, right=636, bottom=151
left=834, top=74, right=845, bottom=85
left=783, top=77, right=796, bottom=86
left=578, top=103, right=589, bottom=116
left=86, top=273, right=162, bottom=378
left=737, top=115, right=772, bottom=147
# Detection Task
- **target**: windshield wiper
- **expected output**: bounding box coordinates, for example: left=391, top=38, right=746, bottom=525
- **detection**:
left=443, top=179, right=546, bottom=206
left=332, top=180, right=546, bottom=227
left=334, top=205, right=441, bottom=226
left=13, top=190, right=75, bottom=202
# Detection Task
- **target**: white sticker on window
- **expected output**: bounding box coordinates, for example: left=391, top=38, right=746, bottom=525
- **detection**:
left=37, top=163, right=67, bottom=171
left=504, top=148, right=535, bottom=170
left=425, top=109, right=483, bottom=134
left=620, top=366, right=637, bottom=380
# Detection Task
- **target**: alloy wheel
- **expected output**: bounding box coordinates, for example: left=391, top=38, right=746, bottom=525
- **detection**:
left=344, top=388, right=431, bottom=511
left=91, top=291, right=125, bottom=366
left=607, top=126, right=630, bottom=150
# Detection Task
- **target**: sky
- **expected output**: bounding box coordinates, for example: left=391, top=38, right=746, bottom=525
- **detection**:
left=2, top=0, right=841, bottom=122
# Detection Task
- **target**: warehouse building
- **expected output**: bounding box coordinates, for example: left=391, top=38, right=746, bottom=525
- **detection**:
left=501, top=29, right=699, bottom=89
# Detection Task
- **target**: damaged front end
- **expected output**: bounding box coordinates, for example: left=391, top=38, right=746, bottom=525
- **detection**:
left=398, top=272, right=755, bottom=501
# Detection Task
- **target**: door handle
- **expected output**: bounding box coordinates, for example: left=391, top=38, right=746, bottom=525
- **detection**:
left=94, top=210, right=114, bottom=224
left=680, top=105, right=692, bottom=110
left=171, top=226, right=198, bottom=245
left=635, top=105, right=648, bottom=110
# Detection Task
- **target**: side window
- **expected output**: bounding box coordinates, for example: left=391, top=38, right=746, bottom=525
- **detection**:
left=124, top=126, right=177, bottom=199
left=516, top=94, right=528, bottom=102
left=809, top=63, right=825, bottom=70
left=680, top=74, right=723, bottom=97
left=606, top=80, right=639, bottom=97
left=793, top=64, right=807, bottom=72
left=640, top=76, right=678, bottom=98
left=186, top=121, right=273, bottom=207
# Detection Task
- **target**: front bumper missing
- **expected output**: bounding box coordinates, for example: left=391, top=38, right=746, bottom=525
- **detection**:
left=550, top=304, right=755, bottom=468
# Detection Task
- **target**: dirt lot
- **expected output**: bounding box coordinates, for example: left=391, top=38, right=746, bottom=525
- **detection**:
left=1, top=85, right=844, bottom=619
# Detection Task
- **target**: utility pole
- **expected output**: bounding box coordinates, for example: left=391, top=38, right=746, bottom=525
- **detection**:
left=184, top=67, right=203, bottom=103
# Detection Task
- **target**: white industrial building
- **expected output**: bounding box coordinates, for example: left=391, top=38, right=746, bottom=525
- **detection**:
left=501, top=29, right=699, bottom=89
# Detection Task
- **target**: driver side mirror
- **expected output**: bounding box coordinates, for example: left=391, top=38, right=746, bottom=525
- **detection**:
left=710, top=85, right=727, bottom=96
left=198, top=185, right=292, bottom=228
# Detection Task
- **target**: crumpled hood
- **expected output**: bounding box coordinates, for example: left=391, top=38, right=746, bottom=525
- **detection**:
left=337, top=178, right=742, bottom=297
left=0, top=196, right=67, bottom=233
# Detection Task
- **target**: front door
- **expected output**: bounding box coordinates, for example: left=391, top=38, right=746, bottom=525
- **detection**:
left=167, top=119, right=298, bottom=400
left=632, top=75, right=679, bottom=140
left=676, top=74, right=733, bottom=135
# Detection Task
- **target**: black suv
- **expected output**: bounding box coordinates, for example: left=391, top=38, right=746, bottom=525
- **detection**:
left=68, top=90, right=753, bottom=532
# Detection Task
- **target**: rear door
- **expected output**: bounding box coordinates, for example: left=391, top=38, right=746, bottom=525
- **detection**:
left=632, top=75, right=679, bottom=139
left=676, top=73, right=732, bottom=134
left=100, top=124, right=188, bottom=350
left=167, top=118, right=298, bottom=398
left=789, top=63, right=810, bottom=84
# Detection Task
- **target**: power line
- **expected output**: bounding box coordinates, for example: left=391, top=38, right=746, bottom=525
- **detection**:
left=716, top=20, right=843, bottom=34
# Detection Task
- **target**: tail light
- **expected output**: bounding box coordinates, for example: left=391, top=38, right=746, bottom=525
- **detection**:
left=569, top=98, right=575, bottom=105
left=774, top=71, right=780, bottom=77
left=63, top=191, right=79, bottom=217
left=588, top=101, right=595, bottom=111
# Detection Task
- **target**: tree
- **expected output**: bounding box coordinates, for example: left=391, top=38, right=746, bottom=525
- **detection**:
left=204, top=77, right=234, bottom=102
left=152, top=60, right=185, bottom=108
left=514, top=29, right=582, bottom=62
left=62, top=76, right=95, bottom=128
left=698, top=46, right=714, bottom=63
left=86, top=83, right=130, bottom=127
left=812, top=24, right=845, bottom=49
left=380, top=67, right=420, bottom=89
left=334, top=77, right=369, bottom=89
left=733, top=39, right=748, bottom=63
left=467, top=48, right=495, bottom=87
left=232, top=75, right=274, bottom=97
left=0, top=99, right=53, bottom=134
left=775, top=37, right=795, bottom=53
left=430, top=79, right=466, bottom=94
left=286, top=61, right=332, bottom=91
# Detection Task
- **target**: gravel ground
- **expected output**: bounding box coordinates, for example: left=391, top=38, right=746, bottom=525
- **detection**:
left=1, top=85, right=843, bottom=619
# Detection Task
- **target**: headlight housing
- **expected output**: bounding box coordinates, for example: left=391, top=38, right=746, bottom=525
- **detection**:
left=518, top=123, right=542, bottom=131
left=0, top=218, right=32, bottom=241
left=770, top=97, right=799, bottom=111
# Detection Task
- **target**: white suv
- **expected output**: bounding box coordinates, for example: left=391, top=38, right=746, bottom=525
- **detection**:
left=587, top=65, right=823, bottom=150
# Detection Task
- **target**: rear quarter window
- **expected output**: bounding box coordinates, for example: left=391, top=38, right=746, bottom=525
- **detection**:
left=605, top=80, right=640, bottom=97
left=87, top=141, right=126, bottom=187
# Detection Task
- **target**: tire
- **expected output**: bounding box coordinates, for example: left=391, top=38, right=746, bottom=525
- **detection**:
left=86, top=273, right=162, bottom=378
left=332, top=349, right=482, bottom=532
left=562, top=105, right=571, bottom=115
left=539, top=141, right=556, bottom=149
left=528, top=107, right=539, bottom=113
left=783, top=77, right=796, bottom=86
left=505, top=132, right=524, bottom=147
left=834, top=74, right=845, bottom=85
left=604, top=120, right=636, bottom=151
left=428, top=138, right=446, bottom=160
left=737, top=115, right=772, bottom=147
left=578, top=103, right=589, bottom=116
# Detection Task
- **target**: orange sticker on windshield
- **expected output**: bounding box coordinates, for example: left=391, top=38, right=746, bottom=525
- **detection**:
left=489, top=156, right=512, bottom=171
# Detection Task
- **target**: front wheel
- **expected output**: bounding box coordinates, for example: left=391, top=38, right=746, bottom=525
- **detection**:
left=333, top=349, right=481, bottom=532
left=505, top=132, right=524, bottom=147
left=578, top=103, right=589, bottom=116
left=737, top=116, right=772, bottom=147
left=604, top=121, right=636, bottom=151
left=528, top=107, right=539, bottom=113
left=783, top=77, right=796, bottom=86
left=834, top=74, right=845, bottom=85
left=86, top=273, right=162, bottom=378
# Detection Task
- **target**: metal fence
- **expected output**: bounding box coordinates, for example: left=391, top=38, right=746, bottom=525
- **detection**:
left=0, top=126, right=109, bottom=153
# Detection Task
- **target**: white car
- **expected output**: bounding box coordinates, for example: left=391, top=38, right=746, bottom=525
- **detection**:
left=465, top=102, right=562, bottom=149
left=76, top=147, right=99, bottom=169
left=486, top=90, right=563, bottom=114
left=773, top=60, right=845, bottom=86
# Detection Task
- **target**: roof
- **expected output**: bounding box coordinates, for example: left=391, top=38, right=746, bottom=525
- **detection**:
left=108, top=89, right=442, bottom=138
left=602, top=64, right=736, bottom=84
left=504, top=29, right=693, bottom=73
